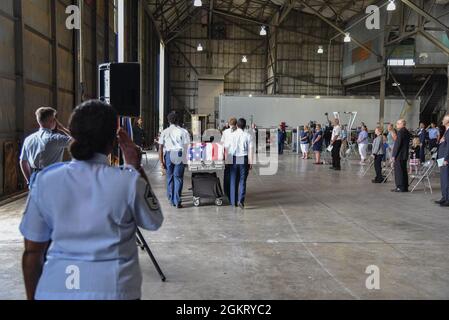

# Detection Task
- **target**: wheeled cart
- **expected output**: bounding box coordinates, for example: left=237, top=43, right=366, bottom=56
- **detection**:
left=188, top=143, right=225, bottom=207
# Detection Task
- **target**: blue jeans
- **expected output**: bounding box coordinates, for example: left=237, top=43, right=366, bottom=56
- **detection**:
left=165, top=151, right=185, bottom=206
left=230, top=156, right=249, bottom=206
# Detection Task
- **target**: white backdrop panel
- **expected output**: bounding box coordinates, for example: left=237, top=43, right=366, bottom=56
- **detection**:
left=218, top=96, right=419, bottom=129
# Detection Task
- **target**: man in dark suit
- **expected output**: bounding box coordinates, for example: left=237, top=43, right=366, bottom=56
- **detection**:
left=391, top=119, right=411, bottom=192
left=435, top=115, right=449, bottom=207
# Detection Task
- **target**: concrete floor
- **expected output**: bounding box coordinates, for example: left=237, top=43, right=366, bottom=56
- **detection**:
left=1, top=152, right=449, bottom=300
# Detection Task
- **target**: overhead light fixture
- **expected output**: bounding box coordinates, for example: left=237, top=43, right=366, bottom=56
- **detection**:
left=387, top=0, right=396, bottom=11
left=242, top=56, right=248, bottom=63
left=317, top=46, right=324, bottom=54
left=249, top=94, right=253, bottom=98
left=392, top=82, right=401, bottom=87
left=344, top=33, right=351, bottom=43
left=197, top=43, right=203, bottom=52
left=193, top=0, right=202, bottom=7
left=260, top=26, right=267, bottom=36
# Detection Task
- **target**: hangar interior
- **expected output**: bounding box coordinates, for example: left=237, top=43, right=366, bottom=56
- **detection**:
left=1, top=0, right=449, bottom=300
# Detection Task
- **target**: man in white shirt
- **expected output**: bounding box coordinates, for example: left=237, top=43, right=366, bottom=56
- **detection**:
left=229, top=118, right=254, bottom=209
left=330, top=118, right=342, bottom=171
left=159, top=111, right=191, bottom=209
left=221, top=117, right=237, bottom=200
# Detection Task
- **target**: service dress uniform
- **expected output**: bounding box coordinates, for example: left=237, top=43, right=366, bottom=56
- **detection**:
left=159, top=124, right=191, bottom=206
left=229, top=129, right=254, bottom=206
left=20, top=128, right=71, bottom=172
left=19, top=153, right=163, bottom=300
left=438, top=128, right=449, bottom=203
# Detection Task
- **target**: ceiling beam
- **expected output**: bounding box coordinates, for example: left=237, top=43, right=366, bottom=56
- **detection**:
left=400, top=0, right=449, bottom=34
left=299, top=0, right=382, bottom=60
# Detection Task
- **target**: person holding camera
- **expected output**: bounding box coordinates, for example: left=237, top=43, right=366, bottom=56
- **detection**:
left=20, top=100, right=164, bottom=300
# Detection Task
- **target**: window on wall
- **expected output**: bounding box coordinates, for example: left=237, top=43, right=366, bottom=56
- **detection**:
left=387, top=59, right=415, bottom=66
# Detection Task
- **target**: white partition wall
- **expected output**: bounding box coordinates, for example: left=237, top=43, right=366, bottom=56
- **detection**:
left=218, top=96, right=420, bottom=130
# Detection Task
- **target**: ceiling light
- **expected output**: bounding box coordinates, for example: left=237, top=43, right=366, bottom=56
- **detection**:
left=260, top=26, right=267, bottom=36
left=242, top=56, right=248, bottom=63
left=317, top=46, right=324, bottom=54
left=392, top=82, right=400, bottom=87
left=197, top=43, right=203, bottom=52
left=194, top=0, right=202, bottom=7
left=387, top=0, right=396, bottom=11
left=249, top=94, right=253, bottom=98
left=344, top=33, right=351, bottom=43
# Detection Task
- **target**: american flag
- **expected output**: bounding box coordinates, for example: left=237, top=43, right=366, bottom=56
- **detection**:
left=189, top=143, right=206, bottom=162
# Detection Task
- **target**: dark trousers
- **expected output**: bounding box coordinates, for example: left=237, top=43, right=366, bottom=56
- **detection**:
left=331, top=140, right=342, bottom=169
left=419, top=142, right=426, bottom=163
left=374, top=155, right=383, bottom=181
left=165, top=151, right=185, bottom=206
left=440, top=166, right=449, bottom=201
left=394, top=159, right=409, bottom=191
left=224, top=164, right=231, bottom=199
left=230, top=156, right=249, bottom=206
left=428, top=139, right=437, bottom=151
left=278, top=141, right=284, bottom=155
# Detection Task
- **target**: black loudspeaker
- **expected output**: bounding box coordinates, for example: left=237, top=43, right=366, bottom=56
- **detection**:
left=98, top=62, right=140, bottom=117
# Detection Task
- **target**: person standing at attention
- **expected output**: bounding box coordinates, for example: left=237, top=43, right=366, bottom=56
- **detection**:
left=391, top=119, right=411, bottom=193
left=312, top=124, right=323, bottom=165
left=132, top=117, right=147, bottom=149
left=357, top=125, right=369, bottom=164
left=330, top=118, right=342, bottom=171
left=300, top=125, right=311, bottom=160
left=386, top=123, right=397, bottom=161
left=417, top=122, right=427, bottom=163
left=20, top=107, right=72, bottom=185
left=435, top=115, right=449, bottom=207
left=221, top=117, right=238, bottom=201
left=159, top=111, right=191, bottom=209
left=278, top=124, right=286, bottom=155
left=428, top=122, right=440, bottom=151
left=371, top=127, right=385, bottom=183
left=229, top=118, right=254, bottom=209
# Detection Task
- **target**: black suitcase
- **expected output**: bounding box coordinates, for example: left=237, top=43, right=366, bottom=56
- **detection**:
left=191, top=172, right=224, bottom=207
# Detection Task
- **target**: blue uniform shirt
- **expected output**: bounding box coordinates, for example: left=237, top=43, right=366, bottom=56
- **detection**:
left=428, top=128, right=439, bottom=140
left=20, top=128, right=71, bottom=169
left=19, top=153, right=163, bottom=300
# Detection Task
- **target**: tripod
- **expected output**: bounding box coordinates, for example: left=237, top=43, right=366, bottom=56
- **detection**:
left=136, top=228, right=166, bottom=282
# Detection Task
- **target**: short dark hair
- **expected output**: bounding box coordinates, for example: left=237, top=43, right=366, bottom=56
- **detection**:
left=69, top=100, right=118, bottom=161
left=237, top=118, right=246, bottom=130
left=35, top=107, right=57, bottom=124
left=167, top=111, right=179, bottom=125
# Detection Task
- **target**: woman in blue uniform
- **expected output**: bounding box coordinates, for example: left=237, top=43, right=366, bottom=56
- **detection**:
left=20, top=100, right=163, bottom=300
left=312, top=124, right=324, bottom=164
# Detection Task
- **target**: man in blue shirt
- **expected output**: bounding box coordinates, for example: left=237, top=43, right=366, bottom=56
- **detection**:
left=428, top=122, right=440, bottom=151
left=20, top=107, right=71, bottom=184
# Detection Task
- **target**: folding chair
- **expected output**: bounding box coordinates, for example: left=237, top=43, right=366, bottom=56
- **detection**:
left=382, top=164, right=394, bottom=183
left=362, top=157, right=375, bottom=177
left=410, top=159, right=437, bottom=194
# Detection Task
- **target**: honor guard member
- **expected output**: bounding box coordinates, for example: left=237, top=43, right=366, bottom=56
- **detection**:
left=436, top=115, right=449, bottom=207
left=20, top=107, right=72, bottom=184
left=159, top=111, right=191, bottom=209
left=229, top=118, right=254, bottom=209
left=221, top=117, right=237, bottom=200
left=19, top=100, right=163, bottom=300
